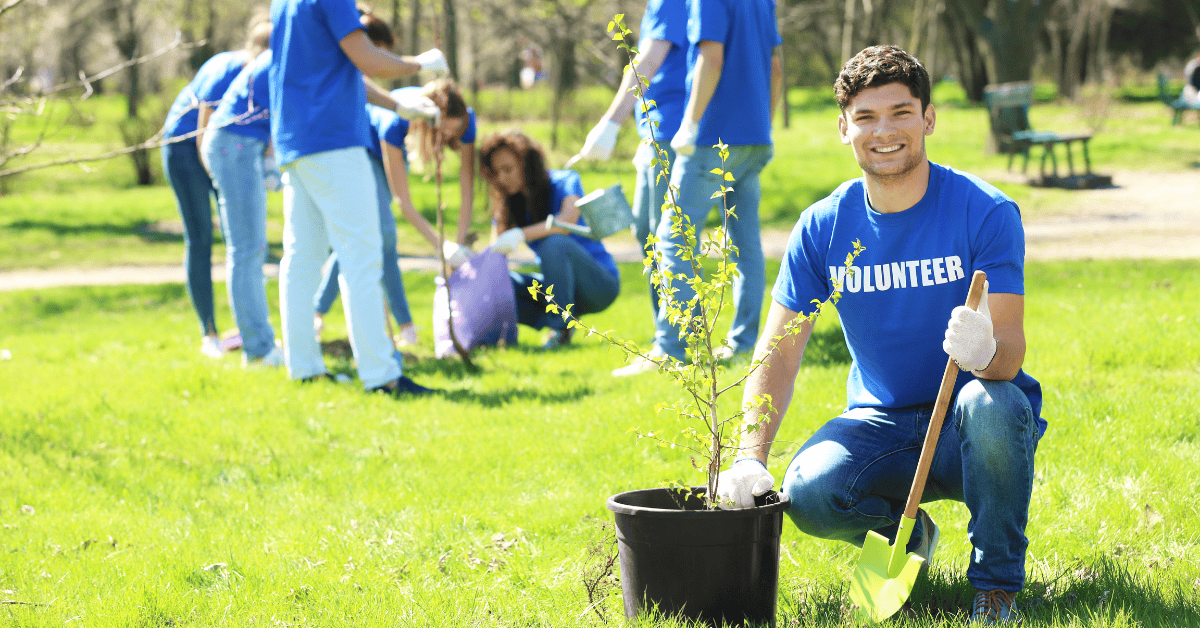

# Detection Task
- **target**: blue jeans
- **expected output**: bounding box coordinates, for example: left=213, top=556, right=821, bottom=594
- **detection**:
left=631, top=143, right=674, bottom=317
left=511, top=235, right=621, bottom=331
left=279, top=147, right=401, bottom=388
left=162, top=139, right=218, bottom=336
left=653, top=144, right=772, bottom=360
left=782, top=379, right=1040, bottom=593
left=202, top=129, right=277, bottom=359
left=313, top=157, right=412, bottom=327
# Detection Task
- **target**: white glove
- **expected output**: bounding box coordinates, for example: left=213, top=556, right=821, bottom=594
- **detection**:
left=578, top=119, right=621, bottom=161
left=631, top=140, right=656, bottom=169
left=715, top=459, right=775, bottom=510
left=414, top=48, right=449, bottom=76
left=442, top=240, right=473, bottom=268
left=670, top=119, right=699, bottom=156
left=262, top=155, right=282, bottom=192
left=491, top=227, right=525, bottom=255
left=395, top=92, right=439, bottom=122
left=943, top=280, right=997, bottom=372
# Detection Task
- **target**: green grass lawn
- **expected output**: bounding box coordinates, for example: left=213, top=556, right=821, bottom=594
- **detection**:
left=1, top=258, right=1197, bottom=626
left=3, top=85, right=1200, bottom=271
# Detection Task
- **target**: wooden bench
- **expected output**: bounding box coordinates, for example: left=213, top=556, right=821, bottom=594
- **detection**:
left=982, top=81, right=1098, bottom=185
left=1157, top=74, right=1200, bottom=125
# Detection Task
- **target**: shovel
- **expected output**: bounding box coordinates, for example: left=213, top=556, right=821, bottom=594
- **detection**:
left=849, top=270, right=988, bottom=622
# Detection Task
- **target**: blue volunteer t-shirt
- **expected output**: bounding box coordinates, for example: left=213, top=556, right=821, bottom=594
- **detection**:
left=525, top=170, right=619, bottom=280
left=162, top=51, right=248, bottom=142
left=688, top=0, right=781, bottom=146
left=269, top=0, right=371, bottom=166
left=375, top=86, right=478, bottom=159
left=210, top=50, right=272, bottom=144
left=636, top=0, right=688, bottom=141
left=773, top=162, right=1045, bottom=435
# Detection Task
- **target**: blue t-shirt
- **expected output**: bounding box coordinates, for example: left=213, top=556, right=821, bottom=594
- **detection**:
left=525, top=170, right=619, bottom=280
left=162, top=51, right=248, bottom=143
left=210, top=50, right=272, bottom=143
left=636, top=0, right=688, bottom=141
left=375, top=87, right=478, bottom=159
left=687, top=0, right=781, bottom=146
left=269, top=0, right=371, bottom=166
left=772, top=163, right=1044, bottom=435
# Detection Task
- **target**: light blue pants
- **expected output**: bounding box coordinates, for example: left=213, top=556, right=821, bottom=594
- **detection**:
left=161, top=140, right=218, bottom=336
left=652, top=144, right=773, bottom=360
left=510, top=235, right=621, bottom=331
left=782, top=379, right=1040, bottom=593
left=279, top=147, right=401, bottom=388
left=201, top=129, right=277, bottom=359
left=313, top=156, right=412, bottom=327
left=631, top=143, right=674, bottom=317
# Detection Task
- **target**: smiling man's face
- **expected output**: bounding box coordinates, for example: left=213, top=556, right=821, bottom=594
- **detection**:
left=838, top=82, right=935, bottom=183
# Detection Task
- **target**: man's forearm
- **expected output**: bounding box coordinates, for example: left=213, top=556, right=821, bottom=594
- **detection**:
left=602, top=40, right=670, bottom=123
left=683, top=41, right=724, bottom=124
left=738, top=304, right=810, bottom=464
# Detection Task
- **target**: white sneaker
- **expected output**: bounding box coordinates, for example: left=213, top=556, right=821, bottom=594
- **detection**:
left=200, top=335, right=223, bottom=359
left=243, top=345, right=284, bottom=368
left=611, top=350, right=665, bottom=377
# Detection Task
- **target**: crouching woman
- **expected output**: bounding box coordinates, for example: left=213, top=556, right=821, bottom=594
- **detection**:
left=479, top=131, right=621, bottom=349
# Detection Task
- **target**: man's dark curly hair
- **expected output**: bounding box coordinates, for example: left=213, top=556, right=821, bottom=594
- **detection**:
left=834, top=45, right=931, bottom=113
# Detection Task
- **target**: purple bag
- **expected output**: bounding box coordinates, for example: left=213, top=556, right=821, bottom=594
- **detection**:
left=433, top=248, right=519, bottom=358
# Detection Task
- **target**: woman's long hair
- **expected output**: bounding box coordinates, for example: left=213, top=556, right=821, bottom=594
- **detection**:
left=406, top=79, right=469, bottom=169
left=478, top=130, right=552, bottom=231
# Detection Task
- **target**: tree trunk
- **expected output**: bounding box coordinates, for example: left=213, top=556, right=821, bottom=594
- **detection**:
left=841, top=0, right=857, bottom=63
left=405, top=0, right=422, bottom=86
left=442, top=0, right=458, bottom=80
left=942, top=5, right=989, bottom=102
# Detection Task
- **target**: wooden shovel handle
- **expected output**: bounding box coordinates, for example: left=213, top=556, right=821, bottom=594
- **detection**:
left=902, top=270, right=988, bottom=520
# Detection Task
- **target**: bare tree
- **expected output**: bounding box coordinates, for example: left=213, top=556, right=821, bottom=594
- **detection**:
left=475, top=0, right=612, bottom=149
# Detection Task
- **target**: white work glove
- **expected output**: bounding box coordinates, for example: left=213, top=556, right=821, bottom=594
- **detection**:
left=715, top=459, right=775, bottom=510
left=943, top=280, right=997, bottom=372
left=442, top=240, right=473, bottom=268
left=579, top=119, right=621, bottom=161
left=262, top=155, right=282, bottom=192
left=491, top=227, right=525, bottom=255
left=395, top=92, right=439, bottom=122
left=670, top=119, right=699, bottom=156
left=414, top=48, right=449, bottom=76
left=631, top=140, right=656, bottom=169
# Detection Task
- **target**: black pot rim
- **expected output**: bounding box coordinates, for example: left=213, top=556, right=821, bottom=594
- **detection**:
left=606, top=486, right=791, bottom=518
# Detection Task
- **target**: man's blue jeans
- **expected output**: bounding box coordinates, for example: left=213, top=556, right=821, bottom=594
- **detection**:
left=631, top=143, right=674, bottom=317
left=781, top=379, right=1040, bottom=593
left=652, top=144, right=772, bottom=361
left=161, top=139, right=219, bottom=337
left=314, top=156, right=413, bottom=327
left=202, top=128, right=277, bottom=359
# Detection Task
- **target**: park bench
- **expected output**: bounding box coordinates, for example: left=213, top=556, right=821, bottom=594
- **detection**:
left=982, top=81, right=1109, bottom=188
left=1157, top=74, right=1200, bottom=125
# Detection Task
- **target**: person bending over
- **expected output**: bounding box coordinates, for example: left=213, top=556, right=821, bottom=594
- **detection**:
left=479, top=131, right=621, bottom=349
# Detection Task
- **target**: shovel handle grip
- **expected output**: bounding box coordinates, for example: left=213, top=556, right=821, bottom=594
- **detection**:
left=903, top=270, right=988, bottom=520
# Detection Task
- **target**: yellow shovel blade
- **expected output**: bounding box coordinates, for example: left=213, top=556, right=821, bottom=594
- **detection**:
left=849, top=518, right=925, bottom=622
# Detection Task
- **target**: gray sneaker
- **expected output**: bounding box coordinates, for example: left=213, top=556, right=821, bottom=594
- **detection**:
left=913, top=508, right=940, bottom=570
left=971, top=589, right=1018, bottom=624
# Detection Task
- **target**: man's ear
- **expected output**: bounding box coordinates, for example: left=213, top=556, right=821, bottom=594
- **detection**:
left=838, top=113, right=850, bottom=146
left=924, top=103, right=936, bottom=137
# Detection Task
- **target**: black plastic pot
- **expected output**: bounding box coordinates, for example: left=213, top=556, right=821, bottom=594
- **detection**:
left=606, top=487, right=790, bottom=627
